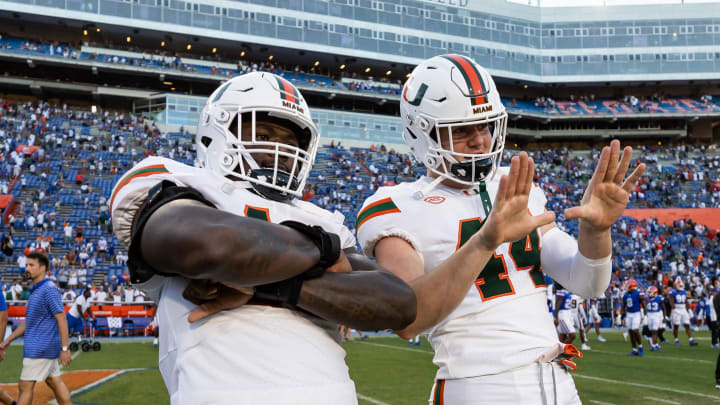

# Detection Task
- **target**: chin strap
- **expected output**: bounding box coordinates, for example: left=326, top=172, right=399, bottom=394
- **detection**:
left=413, top=176, right=446, bottom=199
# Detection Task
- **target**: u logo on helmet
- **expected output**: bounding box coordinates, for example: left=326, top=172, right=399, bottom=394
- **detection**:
left=403, top=82, right=429, bottom=107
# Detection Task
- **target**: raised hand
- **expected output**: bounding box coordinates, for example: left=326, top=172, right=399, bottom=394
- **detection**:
left=564, top=140, right=646, bottom=231
left=473, top=152, right=556, bottom=251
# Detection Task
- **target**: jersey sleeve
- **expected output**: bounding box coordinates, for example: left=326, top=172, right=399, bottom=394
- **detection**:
left=292, top=200, right=357, bottom=250
left=110, top=157, right=189, bottom=248
left=355, top=187, right=422, bottom=259
left=323, top=209, right=357, bottom=250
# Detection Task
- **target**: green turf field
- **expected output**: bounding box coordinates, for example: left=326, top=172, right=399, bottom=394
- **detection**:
left=1, top=330, right=718, bottom=404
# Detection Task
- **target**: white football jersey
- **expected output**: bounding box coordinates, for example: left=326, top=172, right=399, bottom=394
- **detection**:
left=112, top=156, right=358, bottom=405
left=357, top=169, right=560, bottom=379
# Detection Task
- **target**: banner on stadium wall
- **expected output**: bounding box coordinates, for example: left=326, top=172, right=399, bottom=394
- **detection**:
left=623, top=208, right=720, bottom=230
left=0, top=195, right=12, bottom=210
left=15, top=145, right=39, bottom=155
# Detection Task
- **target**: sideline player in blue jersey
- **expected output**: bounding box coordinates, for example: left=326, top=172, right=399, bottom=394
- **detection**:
left=669, top=278, right=698, bottom=346
left=555, top=285, right=577, bottom=344
left=622, top=280, right=645, bottom=356
left=646, top=286, right=665, bottom=351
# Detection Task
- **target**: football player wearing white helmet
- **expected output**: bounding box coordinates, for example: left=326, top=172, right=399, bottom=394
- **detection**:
left=111, top=72, right=416, bottom=404
left=357, top=54, right=646, bottom=404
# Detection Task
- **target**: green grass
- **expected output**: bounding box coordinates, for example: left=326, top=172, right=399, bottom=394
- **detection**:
left=2, top=331, right=720, bottom=404
left=73, top=370, right=169, bottom=405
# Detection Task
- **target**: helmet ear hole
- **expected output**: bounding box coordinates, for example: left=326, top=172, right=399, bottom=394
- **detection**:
left=216, top=110, right=231, bottom=123
left=221, top=153, right=235, bottom=169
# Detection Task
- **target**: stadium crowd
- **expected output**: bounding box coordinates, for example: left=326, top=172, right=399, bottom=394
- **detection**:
left=0, top=98, right=718, bottom=333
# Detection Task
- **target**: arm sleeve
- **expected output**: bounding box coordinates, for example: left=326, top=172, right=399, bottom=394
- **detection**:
left=541, top=227, right=612, bottom=299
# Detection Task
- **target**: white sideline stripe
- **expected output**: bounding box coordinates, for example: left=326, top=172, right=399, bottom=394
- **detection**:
left=361, top=341, right=433, bottom=354
left=590, top=349, right=713, bottom=364
left=589, top=400, right=616, bottom=405
left=574, top=374, right=720, bottom=400
left=644, top=396, right=681, bottom=404
left=48, top=369, right=127, bottom=405
left=69, top=367, right=153, bottom=397
left=358, top=393, right=392, bottom=405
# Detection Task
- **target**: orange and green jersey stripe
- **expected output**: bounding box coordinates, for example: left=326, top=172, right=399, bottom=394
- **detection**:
left=275, top=76, right=299, bottom=104
left=441, top=54, right=488, bottom=106
left=110, top=164, right=169, bottom=209
left=432, top=379, right=445, bottom=405
left=356, top=197, right=400, bottom=229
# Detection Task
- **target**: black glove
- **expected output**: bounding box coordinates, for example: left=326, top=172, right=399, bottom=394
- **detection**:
left=253, top=221, right=341, bottom=307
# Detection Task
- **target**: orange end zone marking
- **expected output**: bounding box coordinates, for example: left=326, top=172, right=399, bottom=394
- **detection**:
left=0, top=369, right=119, bottom=404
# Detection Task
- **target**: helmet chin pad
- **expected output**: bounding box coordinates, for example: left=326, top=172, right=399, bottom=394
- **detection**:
left=449, top=158, right=493, bottom=183
left=248, top=168, right=298, bottom=202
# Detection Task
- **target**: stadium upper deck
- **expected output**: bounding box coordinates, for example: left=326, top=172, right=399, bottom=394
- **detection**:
left=2, top=0, right=720, bottom=83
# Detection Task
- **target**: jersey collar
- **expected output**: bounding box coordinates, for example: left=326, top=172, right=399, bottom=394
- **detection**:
left=31, top=278, right=50, bottom=293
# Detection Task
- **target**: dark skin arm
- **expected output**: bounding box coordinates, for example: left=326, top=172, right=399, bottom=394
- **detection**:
left=186, top=248, right=417, bottom=331
left=296, top=248, right=416, bottom=331
left=142, top=200, right=416, bottom=330
left=141, top=199, right=323, bottom=286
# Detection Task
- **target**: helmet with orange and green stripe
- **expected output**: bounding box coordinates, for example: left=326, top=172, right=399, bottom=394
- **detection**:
left=196, top=72, right=319, bottom=201
left=400, top=54, right=507, bottom=188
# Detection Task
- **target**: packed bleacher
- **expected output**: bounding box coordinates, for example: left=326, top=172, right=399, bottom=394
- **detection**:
left=0, top=98, right=719, bottom=333
left=507, top=94, right=720, bottom=115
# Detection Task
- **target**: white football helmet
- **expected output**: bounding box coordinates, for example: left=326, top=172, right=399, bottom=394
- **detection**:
left=196, top=72, right=319, bottom=201
left=401, top=54, right=507, bottom=188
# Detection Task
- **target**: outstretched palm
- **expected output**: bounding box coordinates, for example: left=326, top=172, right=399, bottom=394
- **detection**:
left=564, top=140, right=646, bottom=230
left=474, top=152, right=555, bottom=251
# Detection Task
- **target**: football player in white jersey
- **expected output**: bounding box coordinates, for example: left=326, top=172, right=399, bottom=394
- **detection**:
left=669, top=278, right=698, bottom=346
left=111, top=72, right=417, bottom=404
left=584, top=298, right=607, bottom=342
left=356, top=54, right=646, bottom=404
left=575, top=296, right=592, bottom=351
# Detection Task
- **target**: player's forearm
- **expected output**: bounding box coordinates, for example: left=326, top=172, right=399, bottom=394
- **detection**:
left=395, top=244, right=494, bottom=339
left=542, top=228, right=611, bottom=298
left=577, top=221, right=612, bottom=259
left=298, top=271, right=416, bottom=331
left=141, top=201, right=321, bottom=286
left=54, top=313, right=69, bottom=347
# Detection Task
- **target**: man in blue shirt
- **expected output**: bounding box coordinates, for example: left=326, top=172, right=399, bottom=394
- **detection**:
left=0, top=252, right=71, bottom=405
